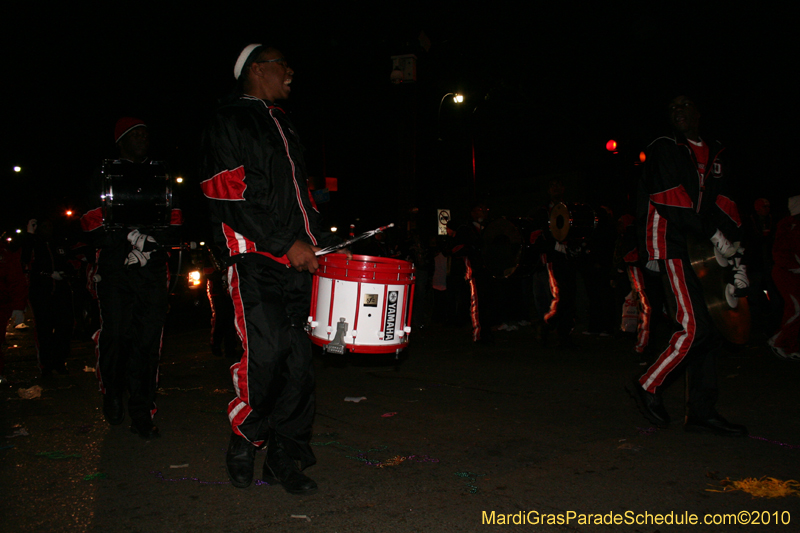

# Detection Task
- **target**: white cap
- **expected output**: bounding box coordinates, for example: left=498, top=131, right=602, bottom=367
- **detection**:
left=234, top=43, right=262, bottom=80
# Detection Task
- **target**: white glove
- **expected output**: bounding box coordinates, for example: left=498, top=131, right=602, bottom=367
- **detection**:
left=51, top=271, right=64, bottom=281
left=554, top=242, right=567, bottom=254
left=710, top=229, right=736, bottom=259
left=732, top=263, right=748, bottom=290
left=791, top=254, right=800, bottom=274
left=127, top=229, right=158, bottom=252
left=125, top=250, right=151, bottom=267
left=27, top=219, right=37, bottom=234
left=11, top=310, right=24, bottom=325
left=645, top=260, right=660, bottom=273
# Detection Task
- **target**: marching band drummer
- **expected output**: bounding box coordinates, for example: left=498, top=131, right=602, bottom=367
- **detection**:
left=628, top=94, right=748, bottom=436
left=200, top=44, right=344, bottom=494
left=542, top=179, right=579, bottom=349
left=80, top=117, right=183, bottom=439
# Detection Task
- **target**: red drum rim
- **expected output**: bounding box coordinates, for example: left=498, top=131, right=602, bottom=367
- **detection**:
left=317, top=253, right=415, bottom=283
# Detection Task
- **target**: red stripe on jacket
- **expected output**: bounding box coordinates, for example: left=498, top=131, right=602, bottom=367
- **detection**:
left=221, top=223, right=290, bottom=265
left=650, top=185, right=694, bottom=209
left=80, top=207, right=103, bottom=232
left=200, top=166, right=247, bottom=201
left=269, top=107, right=317, bottom=246
left=715, top=195, right=741, bottom=227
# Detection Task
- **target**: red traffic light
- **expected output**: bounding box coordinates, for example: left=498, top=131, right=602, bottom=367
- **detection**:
left=605, top=139, right=617, bottom=152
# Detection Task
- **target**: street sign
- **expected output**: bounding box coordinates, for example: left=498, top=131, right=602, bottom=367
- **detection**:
left=437, top=209, right=451, bottom=235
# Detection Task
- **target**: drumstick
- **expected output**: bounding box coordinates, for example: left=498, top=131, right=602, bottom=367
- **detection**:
left=315, top=223, right=394, bottom=256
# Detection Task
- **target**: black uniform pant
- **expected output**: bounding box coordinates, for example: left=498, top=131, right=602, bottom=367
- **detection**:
left=638, top=258, right=720, bottom=419
left=544, top=258, right=577, bottom=340
left=29, top=280, right=74, bottom=373
left=227, top=259, right=316, bottom=470
left=207, top=272, right=238, bottom=357
left=95, top=263, right=168, bottom=420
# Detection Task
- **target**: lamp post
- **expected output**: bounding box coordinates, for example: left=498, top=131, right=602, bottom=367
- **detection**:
left=437, top=92, right=463, bottom=141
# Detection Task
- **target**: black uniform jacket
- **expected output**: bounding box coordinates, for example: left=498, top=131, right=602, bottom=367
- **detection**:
left=200, top=95, right=336, bottom=266
left=636, top=132, right=742, bottom=262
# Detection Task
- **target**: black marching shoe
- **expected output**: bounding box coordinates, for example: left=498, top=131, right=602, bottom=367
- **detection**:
left=626, top=378, right=670, bottom=428
left=226, top=432, right=256, bottom=488
left=684, top=414, right=748, bottom=437
left=263, top=434, right=318, bottom=495
left=130, top=416, right=160, bottom=440
left=103, top=393, right=125, bottom=425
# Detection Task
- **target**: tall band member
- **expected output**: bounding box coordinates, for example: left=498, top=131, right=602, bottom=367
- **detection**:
left=450, top=203, right=493, bottom=343
left=80, top=118, right=183, bottom=439
left=200, top=44, right=341, bottom=493
left=628, top=95, right=748, bottom=436
left=543, top=179, right=578, bottom=348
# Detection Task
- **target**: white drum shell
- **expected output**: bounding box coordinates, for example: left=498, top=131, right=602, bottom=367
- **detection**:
left=310, top=277, right=410, bottom=348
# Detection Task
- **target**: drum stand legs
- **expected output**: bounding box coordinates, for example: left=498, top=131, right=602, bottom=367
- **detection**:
left=324, top=318, right=349, bottom=355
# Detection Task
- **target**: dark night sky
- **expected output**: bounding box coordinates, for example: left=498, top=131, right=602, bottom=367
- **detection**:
left=3, top=3, right=794, bottom=235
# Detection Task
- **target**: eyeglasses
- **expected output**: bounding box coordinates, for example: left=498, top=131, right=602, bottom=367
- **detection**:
left=668, top=101, right=695, bottom=111
left=255, top=58, right=288, bottom=67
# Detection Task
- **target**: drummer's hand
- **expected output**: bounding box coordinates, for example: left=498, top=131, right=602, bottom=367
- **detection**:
left=287, top=241, right=320, bottom=273
left=341, top=248, right=353, bottom=260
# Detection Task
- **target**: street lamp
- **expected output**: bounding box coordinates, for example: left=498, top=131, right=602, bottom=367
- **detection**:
left=437, top=92, right=464, bottom=141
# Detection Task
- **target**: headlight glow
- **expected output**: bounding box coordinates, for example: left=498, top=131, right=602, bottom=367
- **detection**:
left=188, top=270, right=202, bottom=287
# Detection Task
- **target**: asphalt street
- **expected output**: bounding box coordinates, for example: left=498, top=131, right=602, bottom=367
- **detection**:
left=2, top=308, right=800, bottom=532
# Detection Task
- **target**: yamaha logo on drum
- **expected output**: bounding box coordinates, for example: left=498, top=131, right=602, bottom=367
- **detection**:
left=384, top=291, right=398, bottom=340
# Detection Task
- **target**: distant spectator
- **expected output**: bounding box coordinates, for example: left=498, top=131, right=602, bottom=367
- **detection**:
left=743, top=198, right=781, bottom=339
left=0, top=237, right=27, bottom=381
left=20, top=217, right=76, bottom=377
left=768, top=193, right=800, bottom=360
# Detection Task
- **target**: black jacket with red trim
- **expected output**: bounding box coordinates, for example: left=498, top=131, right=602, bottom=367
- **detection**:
left=199, top=95, right=336, bottom=265
left=636, top=132, right=742, bottom=262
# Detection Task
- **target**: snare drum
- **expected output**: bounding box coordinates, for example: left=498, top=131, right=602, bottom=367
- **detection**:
left=101, top=159, right=172, bottom=228
left=549, top=202, right=597, bottom=243
left=308, top=254, right=415, bottom=354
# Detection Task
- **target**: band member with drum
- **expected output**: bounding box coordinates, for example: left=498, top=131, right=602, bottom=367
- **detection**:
left=200, top=44, right=342, bottom=493
left=542, top=179, right=580, bottom=348
left=628, top=94, right=748, bottom=436
left=80, top=117, right=183, bottom=439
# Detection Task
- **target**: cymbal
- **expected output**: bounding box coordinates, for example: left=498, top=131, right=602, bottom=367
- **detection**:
left=549, top=202, right=597, bottom=243
left=686, top=236, right=750, bottom=344
left=549, top=203, right=570, bottom=242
